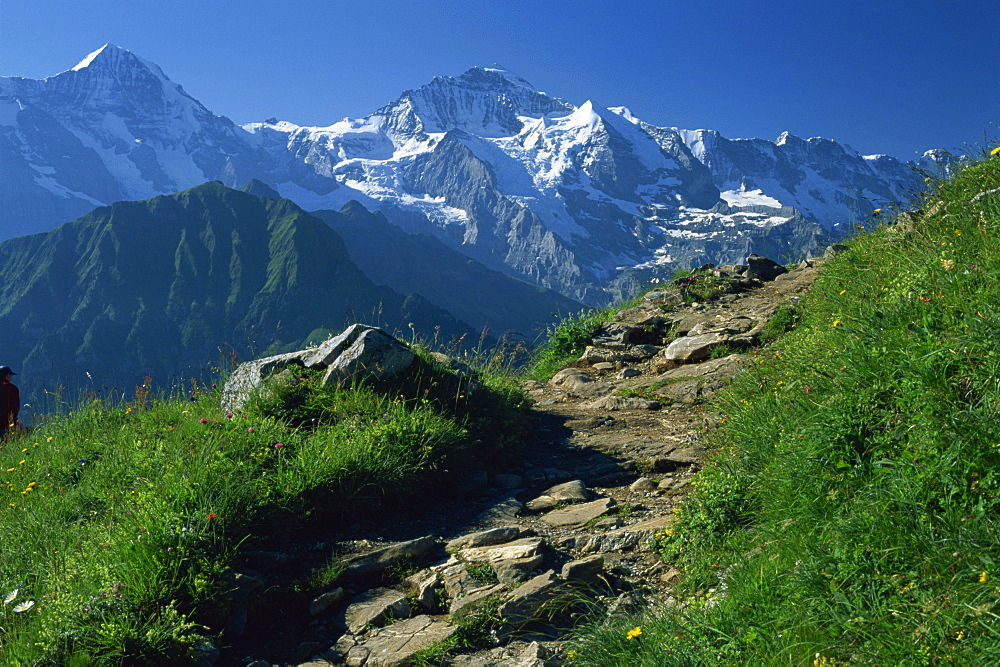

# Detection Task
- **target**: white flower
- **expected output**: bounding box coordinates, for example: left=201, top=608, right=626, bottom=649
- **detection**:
left=3, top=589, right=17, bottom=605
left=13, top=599, right=34, bottom=612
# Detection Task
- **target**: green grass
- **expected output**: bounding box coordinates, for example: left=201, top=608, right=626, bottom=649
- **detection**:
left=567, top=146, right=1000, bottom=664
left=0, top=352, right=529, bottom=663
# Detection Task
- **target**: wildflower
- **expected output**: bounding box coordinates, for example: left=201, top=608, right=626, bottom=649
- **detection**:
left=873, top=208, right=882, bottom=215
left=839, top=290, right=846, bottom=295
left=274, top=443, right=285, bottom=449
left=832, top=320, right=842, bottom=327
left=13, top=600, right=34, bottom=612
left=992, top=146, right=1000, bottom=156
left=803, top=386, right=812, bottom=393
left=4, top=589, right=17, bottom=604
left=941, top=259, right=955, bottom=271
left=199, top=418, right=208, bottom=424
left=46, top=437, right=52, bottom=442
left=207, top=513, right=218, bottom=520
left=18, top=460, right=25, bottom=465
left=980, top=571, right=989, bottom=583
left=226, top=413, right=233, bottom=419
left=247, top=427, right=255, bottom=433
left=626, top=626, right=642, bottom=640
left=955, top=630, right=965, bottom=640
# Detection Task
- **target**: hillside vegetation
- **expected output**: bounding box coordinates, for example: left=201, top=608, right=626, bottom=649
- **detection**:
left=0, top=351, right=529, bottom=664
left=570, top=150, right=1000, bottom=663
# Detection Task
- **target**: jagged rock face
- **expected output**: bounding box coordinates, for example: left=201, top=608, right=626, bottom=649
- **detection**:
left=3, top=48, right=931, bottom=303
left=677, top=129, right=927, bottom=234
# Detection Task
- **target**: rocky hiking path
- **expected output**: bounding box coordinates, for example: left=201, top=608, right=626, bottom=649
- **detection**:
left=221, top=256, right=824, bottom=667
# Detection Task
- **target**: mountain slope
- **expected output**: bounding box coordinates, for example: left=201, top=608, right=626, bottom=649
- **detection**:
left=310, top=200, right=584, bottom=340
left=0, top=182, right=474, bottom=402
left=2, top=47, right=931, bottom=303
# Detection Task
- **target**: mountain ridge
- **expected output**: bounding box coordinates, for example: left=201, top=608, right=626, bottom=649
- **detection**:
left=1, top=46, right=933, bottom=302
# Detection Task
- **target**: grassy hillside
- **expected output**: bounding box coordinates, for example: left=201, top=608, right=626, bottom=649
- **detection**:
left=569, top=149, right=1000, bottom=663
left=0, top=350, right=529, bottom=664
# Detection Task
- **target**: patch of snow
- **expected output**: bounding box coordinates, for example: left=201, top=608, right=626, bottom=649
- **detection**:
left=720, top=188, right=783, bottom=208
left=33, top=174, right=103, bottom=205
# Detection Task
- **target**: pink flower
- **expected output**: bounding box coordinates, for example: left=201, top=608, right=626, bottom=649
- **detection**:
left=226, top=413, right=233, bottom=419
left=274, top=443, right=285, bottom=449
left=247, top=427, right=255, bottom=433
left=199, top=418, right=208, bottom=424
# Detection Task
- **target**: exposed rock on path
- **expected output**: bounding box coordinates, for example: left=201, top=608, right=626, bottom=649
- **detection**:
left=221, top=258, right=823, bottom=666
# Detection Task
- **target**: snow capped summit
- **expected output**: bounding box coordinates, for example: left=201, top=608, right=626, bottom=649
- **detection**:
left=1, top=47, right=931, bottom=302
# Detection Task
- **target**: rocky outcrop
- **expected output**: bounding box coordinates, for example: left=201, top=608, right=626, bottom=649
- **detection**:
left=221, top=324, right=427, bottom=413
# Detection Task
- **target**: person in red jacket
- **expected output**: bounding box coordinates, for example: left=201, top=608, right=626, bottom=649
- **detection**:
left=0, top=366, right=19, bottom=437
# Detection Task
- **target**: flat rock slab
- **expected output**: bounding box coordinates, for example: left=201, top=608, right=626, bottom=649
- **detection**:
left=341, top=536, right=438, bottom=580
left=361, top=615, right=458, bottom=666
left=446, top=526, right=522, bottom=552
left=459, top=537, right=543, bottom=563
left=586, top=395, right=660, bottom=411
left=338, top=588, right=412, bottom=634
left=526, top=479, right=588, bottom=511
left=579, top=515, right=676, bottom=554
left=540, top=497, right=616, bottom=528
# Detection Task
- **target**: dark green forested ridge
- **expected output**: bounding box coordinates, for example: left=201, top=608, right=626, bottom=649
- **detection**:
left=569, top=148, right=1000, bottom=663
left=0, top=182, right=477, bottom=405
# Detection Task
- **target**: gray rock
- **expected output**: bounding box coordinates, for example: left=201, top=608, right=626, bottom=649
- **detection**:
left=525, top=479, right=588, bottom=511
left=403, top=571, right=442, bottom=613
left=540, top=498, right=617, bottom=528
left=663, top=333, right=727, bottom=363
left=561, top=555, right=606, bottom=584
left=341, top=536, right=439, bottom=580
left=579, top=515, right=676, bottom=554
left=220, top=324, right=415, bottom=413
left=442, top=561, right=491, bottom=601
left=338, top=588, right=412, bottom=634
left=477, top=496, right=524, bottom=522
left=460, top=537, right=544, bottom=563
left=746, top=254, right=788, bottom=281
left=494, top=555, right=546, bottom=585
left=365, top=616, right=458, bottom=667
left=548, top=367, right=613, bottom=398
left=309, top=586, right=345, bottom=616
left=629, top=477, right=658, bottom=492
left=446, top=526, right=522, bottom=552
left=450, top=583, right=504, bottom=615
left=498, top=571, right=563, bottom=635
left=620, top=367, right=642, bottom=379
left=591, top=362, right=616, bottom=371
left=320, top=326, right=417, bottom=388
left=586, top=395, right=660, bottom=411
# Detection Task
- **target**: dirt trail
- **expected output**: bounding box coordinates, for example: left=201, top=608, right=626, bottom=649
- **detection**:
left=222, top=261, right=823, bottom=667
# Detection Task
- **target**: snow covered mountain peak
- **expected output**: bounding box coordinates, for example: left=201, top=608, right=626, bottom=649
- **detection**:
left=380, top=65, right=573, bottom=138
left=67, top=43, right=169, bottom=82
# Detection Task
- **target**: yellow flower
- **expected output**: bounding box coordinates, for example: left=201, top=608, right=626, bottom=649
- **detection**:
left=941, top=258, right=955, bottom=271
left=839, top=289, right=846, bottom=295
left=991, top=146, right=1000, bottom=156
left=832, top=320, right=842, bottom=327
left=626, top=626, right=642, bottom=640
left=955, top=629, right=965, bottom=640
left=18, top=460, right=25, bottom=465
left=46, top=437, right=53, bottom=442
left=980, top=571, right=989, bottom=583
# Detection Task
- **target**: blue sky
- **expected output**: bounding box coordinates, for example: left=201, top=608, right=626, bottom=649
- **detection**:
left=0, top=0, right=996, bottom=160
